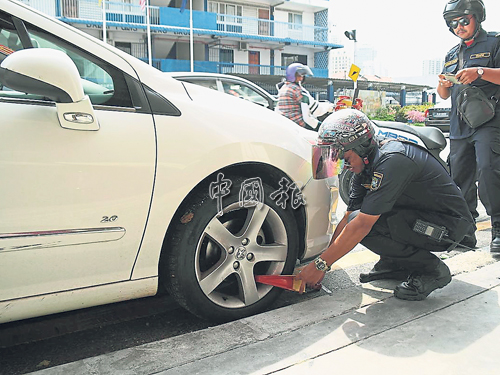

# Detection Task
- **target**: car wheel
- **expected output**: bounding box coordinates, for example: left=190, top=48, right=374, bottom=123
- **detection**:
left=339, top=169, right=353, bottom=205
left=162, top=176, right=299, bottom=322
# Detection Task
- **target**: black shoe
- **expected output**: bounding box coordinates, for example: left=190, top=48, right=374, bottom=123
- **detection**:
left=394, top=261, right=451, bottom=301
left=459, top=234, right=477, bottom=249
left=359, top=258, right=410, bottom=283
left=491, top=223, right=500, bottom=253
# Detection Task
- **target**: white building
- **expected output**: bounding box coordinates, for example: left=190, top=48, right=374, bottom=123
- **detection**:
left=423, top=58, right=444, bottom=76
left=20, top=0, right=344, bottom=95
left=329, top=48, right=351, bottom=74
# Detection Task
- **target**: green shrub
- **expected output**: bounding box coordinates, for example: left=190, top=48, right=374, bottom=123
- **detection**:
left=368, top=105, right=400, bottom=121
left=370, top=103, right=434, bottom=125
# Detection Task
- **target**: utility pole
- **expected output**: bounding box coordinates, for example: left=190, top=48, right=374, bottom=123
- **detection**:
left=344, top=30, right=359, bottom=98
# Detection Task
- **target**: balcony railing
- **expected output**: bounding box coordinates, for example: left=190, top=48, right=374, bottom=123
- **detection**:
left=19, top=0, right=161, bottom=25
left=148, top=59, right=328, bottom=78
left=215, top=14, right=327, bottom=42
left=21, top=0, right=330, bottom=43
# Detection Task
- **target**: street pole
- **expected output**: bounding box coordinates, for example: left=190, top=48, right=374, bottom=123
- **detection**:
left=344, top=30, right=357, bottom=97
left=147, top=0, right=152, bottom=66
left=353, top=38, right=357, bottom=93
left=102, top=0, right=106, bottom=43
left=190, top=0, right=194, bottom=72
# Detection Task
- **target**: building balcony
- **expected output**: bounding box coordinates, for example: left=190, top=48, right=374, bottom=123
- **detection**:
left=256, top=0, right=331, bottom=13
left=148, top=59, right=328, bottom=79
left=21, top=0, right=340, bottom=48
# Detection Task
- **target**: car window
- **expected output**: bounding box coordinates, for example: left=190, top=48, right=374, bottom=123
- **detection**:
left=221, top=81, right=269, bottom=108
left=0, top=11, right=131, bottom=107
left=180, top=78, right=218, bottom=91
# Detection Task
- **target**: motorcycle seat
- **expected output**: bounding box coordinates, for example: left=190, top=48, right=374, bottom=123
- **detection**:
left=373, top=121, right=447, bottom=151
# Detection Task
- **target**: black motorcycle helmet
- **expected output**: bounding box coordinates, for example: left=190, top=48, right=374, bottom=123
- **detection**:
left=312, top=109, right=377, bottom=179
left=443, top=0, right=485, bottom=36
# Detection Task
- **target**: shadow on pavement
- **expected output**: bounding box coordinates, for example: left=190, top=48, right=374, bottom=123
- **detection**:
left=341, top=278, right=500, bottom=358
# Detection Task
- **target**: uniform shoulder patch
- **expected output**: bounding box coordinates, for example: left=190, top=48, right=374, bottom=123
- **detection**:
left=370, top=172, right=384, bottom=191
left=444, top=58, right=458, bottom=68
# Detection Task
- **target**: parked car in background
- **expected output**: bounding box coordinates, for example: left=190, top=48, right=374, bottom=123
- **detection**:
left=167, top=72, right=277, bottom=110
left=0, top=0, right=333, bottom=324
left=425, top=98, right=451, bottom=133
left=169, top=72, right=337, bottom=126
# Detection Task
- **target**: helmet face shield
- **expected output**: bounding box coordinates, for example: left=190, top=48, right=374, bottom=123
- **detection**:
left=286, top=63, right=313, bottom=82
left=312, top=143, right=344, bottom=179
left=296, top=66, right=313, bottom=77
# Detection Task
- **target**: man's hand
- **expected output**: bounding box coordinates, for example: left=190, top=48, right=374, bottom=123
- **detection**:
left=456, top=68, right=481, bottom=85
left=438, top=74, right=454, bottom=88
left=296, top=262, right=326, bottom=291
left=437, top=74, right=453, bottom=100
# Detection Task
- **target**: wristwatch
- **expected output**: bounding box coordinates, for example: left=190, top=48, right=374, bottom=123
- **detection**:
left=314, top=257, right=331, bottom=272
left=477, top=67, right=484, bottom=78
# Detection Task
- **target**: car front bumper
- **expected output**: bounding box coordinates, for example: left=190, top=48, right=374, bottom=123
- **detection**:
left=301, top=177, right=338, bottom=260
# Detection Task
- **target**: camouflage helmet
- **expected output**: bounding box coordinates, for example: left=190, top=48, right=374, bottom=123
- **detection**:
left=317, top=109, right=377, bottom=159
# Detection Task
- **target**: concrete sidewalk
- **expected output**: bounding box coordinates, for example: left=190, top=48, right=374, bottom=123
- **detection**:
left=33, top=250, right=500, bottom=375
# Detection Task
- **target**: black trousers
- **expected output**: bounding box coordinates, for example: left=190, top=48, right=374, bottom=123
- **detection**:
left=351, top=210, right=471, bottom=271
left=449, top=125, right=500, bottom=224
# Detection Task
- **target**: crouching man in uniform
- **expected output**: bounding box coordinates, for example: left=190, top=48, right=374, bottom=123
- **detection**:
left=298, top=109, right=475, bottom=300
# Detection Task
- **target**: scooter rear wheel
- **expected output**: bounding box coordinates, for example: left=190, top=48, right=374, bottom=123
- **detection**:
left=339, top=169, right=353, bottom=205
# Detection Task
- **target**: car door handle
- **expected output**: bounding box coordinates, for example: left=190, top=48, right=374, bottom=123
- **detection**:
left=63, top=112, right=94, bottom=124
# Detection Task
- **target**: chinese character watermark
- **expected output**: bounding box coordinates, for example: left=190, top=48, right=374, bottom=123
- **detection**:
left=209, top=174, right=306, bottom=214
left=239, top=177, right=264, bottom=209
left=269, top=177, right=306, bottom=210
left=209, top=172, right=232, bottom=216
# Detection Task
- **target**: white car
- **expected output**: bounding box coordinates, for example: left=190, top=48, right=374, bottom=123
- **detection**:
left=0, top=0, right=333, bottom=323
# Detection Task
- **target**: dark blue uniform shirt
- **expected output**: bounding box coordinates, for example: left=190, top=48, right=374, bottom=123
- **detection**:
left=442, top=29, right=500, bottom=139
left=347, top=141, right=473, bottom=241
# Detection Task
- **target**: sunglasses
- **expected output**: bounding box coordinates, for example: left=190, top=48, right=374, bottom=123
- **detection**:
left=448, top=16, right=472, bottom=29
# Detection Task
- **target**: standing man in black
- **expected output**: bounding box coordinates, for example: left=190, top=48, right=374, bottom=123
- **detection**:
left=298, top=109, right=475, bottom=300
left=438, top=0, right=500, bottom=253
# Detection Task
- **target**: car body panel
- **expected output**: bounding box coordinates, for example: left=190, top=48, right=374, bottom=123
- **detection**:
left=0, top=277, right=158, bottom=324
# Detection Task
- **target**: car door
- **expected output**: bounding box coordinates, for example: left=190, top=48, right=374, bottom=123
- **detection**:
left=0, top=13, right=156, bottom=301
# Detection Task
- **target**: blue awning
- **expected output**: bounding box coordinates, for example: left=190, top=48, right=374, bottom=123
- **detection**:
left=59, top=18, right=344, bottom=49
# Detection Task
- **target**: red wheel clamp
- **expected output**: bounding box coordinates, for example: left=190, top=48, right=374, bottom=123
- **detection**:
left=254, top=275, right=305, bottom=293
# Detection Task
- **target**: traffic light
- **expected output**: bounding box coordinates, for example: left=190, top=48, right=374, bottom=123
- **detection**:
left=344, top=30, right=356, bottom=42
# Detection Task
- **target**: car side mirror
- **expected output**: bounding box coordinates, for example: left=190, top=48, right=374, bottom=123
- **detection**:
left=0, top=48, right=99, bottom=131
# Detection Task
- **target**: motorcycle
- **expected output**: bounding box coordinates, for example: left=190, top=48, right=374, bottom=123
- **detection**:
left=338, top=120, right=449, bottom=204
